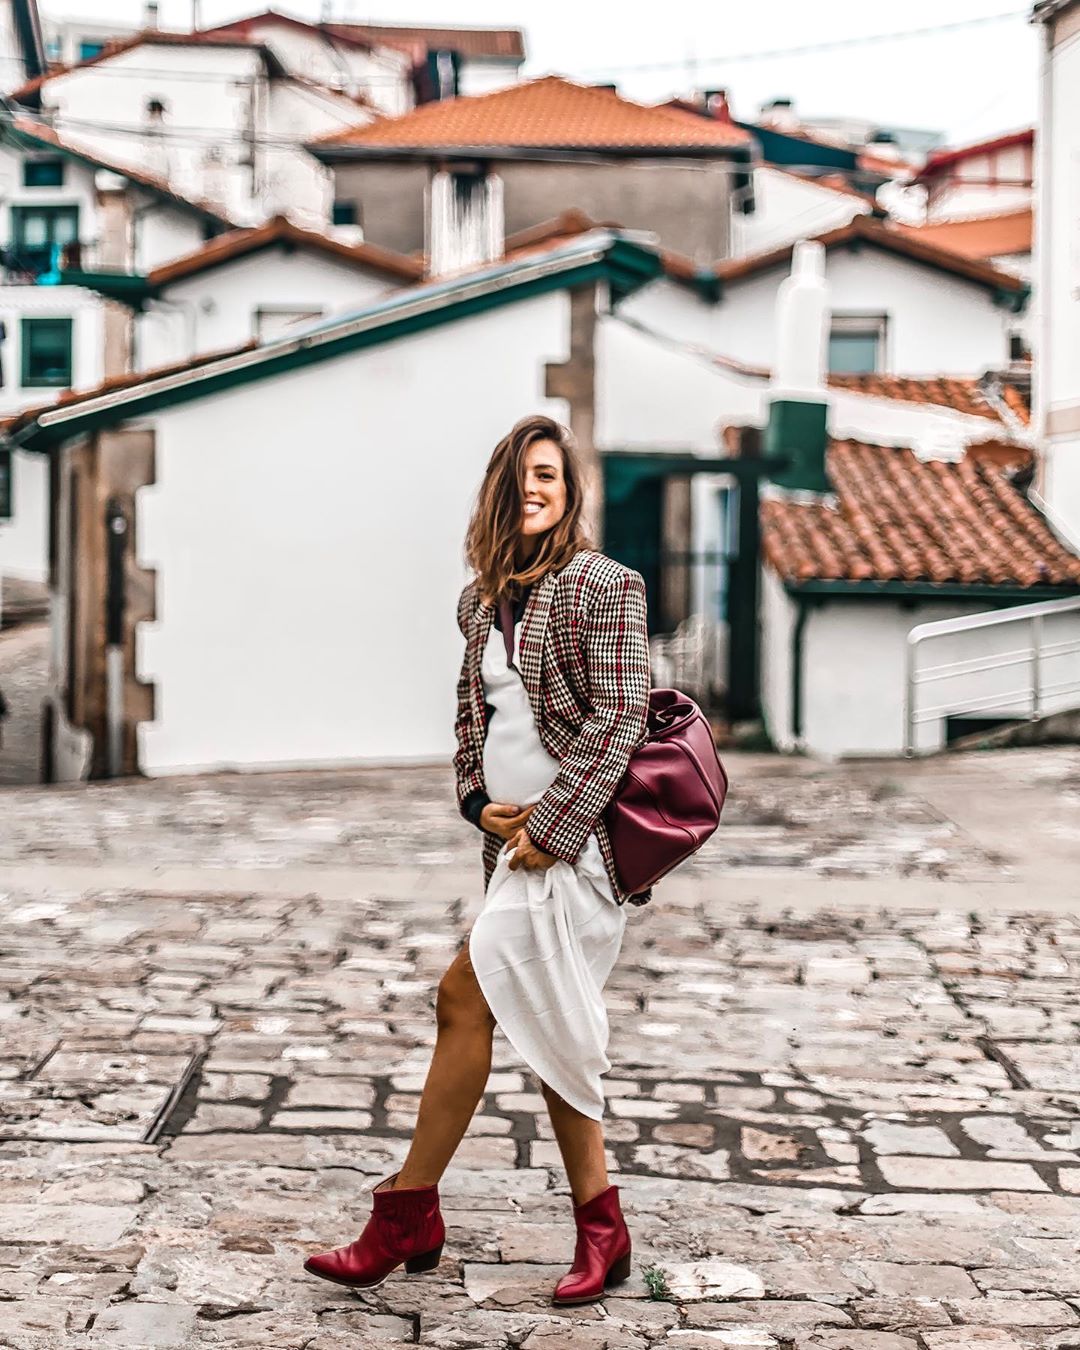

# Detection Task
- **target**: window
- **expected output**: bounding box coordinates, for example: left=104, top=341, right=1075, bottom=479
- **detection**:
left=21, top=318, right=73, bottom=387
left=332, top=200, right=359, bottom=227
left=254, top=306, right=323, bottom=342
left=828, top=313, right=888, bottom=374
left=78, top=40, right=105, bottom=60
left=10, top=205, right=79, bottom=275
left=23, top=158, right=65, bottom=188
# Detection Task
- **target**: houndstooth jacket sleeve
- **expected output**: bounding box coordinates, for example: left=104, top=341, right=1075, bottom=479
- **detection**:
left=524, top=569, right=650, bottom=865
left=452, top=580, right=485, bottom=814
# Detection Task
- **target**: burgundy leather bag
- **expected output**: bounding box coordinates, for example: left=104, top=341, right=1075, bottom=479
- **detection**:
left=496, top=601, right=727, bottom=895
left=603, top=688, right=729, bottom=895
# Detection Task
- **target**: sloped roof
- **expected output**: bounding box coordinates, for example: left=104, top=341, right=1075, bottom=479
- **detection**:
left=913, top=129, right=1034, bottom=184
left=10, top=29, right=287, bottom=102
left=5, top=231, right=662, bottom=452
left=312, top=75, right=752, bottom=153
left=147, top=215, right=423, bottom=287
left=1, top=116, right=238, bottom=226
left=898, top=208, right=1032, bottom=262
left=325, top=20, right=525, bottom=60
left=761, top=439, right=1080, bottom=589
left=827, top=373, right=1030, bottom=424
left=714, top=216, right=1028, bottom=301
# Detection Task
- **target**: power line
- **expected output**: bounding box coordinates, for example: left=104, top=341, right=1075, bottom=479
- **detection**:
left=572, top=10, right=1028, bottom=78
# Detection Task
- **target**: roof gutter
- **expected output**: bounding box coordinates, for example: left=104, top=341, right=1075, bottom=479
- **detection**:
left=9, top=236, right=660, bottom=453
left=782, top=578, right=1080, bottom=602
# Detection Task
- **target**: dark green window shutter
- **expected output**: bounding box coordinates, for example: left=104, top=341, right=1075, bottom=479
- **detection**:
left=0, top=447, right=11, bottom=521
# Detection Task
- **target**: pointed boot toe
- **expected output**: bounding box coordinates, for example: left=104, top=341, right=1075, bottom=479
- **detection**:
left=551, top=1184, right=632, bottom=1306
left=304, top=1172, right=445, bottom=1291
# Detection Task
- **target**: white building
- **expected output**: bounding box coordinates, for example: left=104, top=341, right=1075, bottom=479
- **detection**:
left=621, top=215, right=1031, bottom=377
left=12, top=33, right=375, bottom=229
left=0, top=116, right=237, bottom=588
left=730, top=166, right=879, bottom=259
left=1032, top=0, right=1080, bottom=549
left=5, top=226, right=1063, bottom=778
left=129, top=216, right=422, bottom=369
left=911, top=129, right=1035, bottom=223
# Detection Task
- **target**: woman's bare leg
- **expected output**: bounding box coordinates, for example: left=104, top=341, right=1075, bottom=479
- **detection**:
left=540, top=1080, right=610, bottom=1205
left=392, top=935, right=496, bottom=1190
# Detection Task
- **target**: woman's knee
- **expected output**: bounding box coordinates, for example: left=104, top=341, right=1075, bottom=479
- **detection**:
left=436, top=941, right=496, bottom=1032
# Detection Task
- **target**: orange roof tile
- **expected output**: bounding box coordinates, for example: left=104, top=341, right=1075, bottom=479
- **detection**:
left=827, top=373, right=1030, bottom=425
left=313, top=75, right=752, bottom=151
left=898, top=209, right=1032, bottom=262
left=147, top=215, right=423, bottom=286
left=761, top=439, right=1080, bottom=589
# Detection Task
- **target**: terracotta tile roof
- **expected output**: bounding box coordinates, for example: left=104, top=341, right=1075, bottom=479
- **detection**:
left=714, top=215, right=1028, bottom=297
left=827, top=373, right=1030, bottom=425
left=324, top=20, right=525, bottom=61
left=5, top=116, right=238, bottom=226
left=312, top=75, right=752, bottom=151
left=898, top=208, right=1032, bottom=261
left=761, top=439, right=1080, bottom=589
left=147, top=215, right=424, bottom=286
left=914, top=129, right=1034, bottom=183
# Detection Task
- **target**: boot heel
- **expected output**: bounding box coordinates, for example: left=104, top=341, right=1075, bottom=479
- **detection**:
left=405, top=1244, right=443, bottom=1274
left=605, top=1250, right=632, bottom=1286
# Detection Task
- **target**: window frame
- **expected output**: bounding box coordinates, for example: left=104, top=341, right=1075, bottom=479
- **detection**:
left=22, top=157, right=65, bottom=188
left=10, top=204, right=80, bottom=274
left=828, top=311, right=889, bottom=374
left=21, top=316, right=74, bottom=389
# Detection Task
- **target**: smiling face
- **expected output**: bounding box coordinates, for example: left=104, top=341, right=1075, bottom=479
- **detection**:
left=519, top=438, right=568, bottom=540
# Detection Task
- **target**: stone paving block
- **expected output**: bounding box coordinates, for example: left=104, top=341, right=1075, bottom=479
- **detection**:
left=683, top=1301, right=854, bottom=1335
left=921, top=1330, right=1026, bottom=1350
left=862, top=1123, right=959, bottom=1156
left=792, top=1334, right=917, bottom=1350
left=86, top=1301, right=198, bottom=1346
left=851, top=1298, right=952, bottom=1329
left=854, top=1262, right=980, bottom=1299
left=877, top=1157, right=1050, bottom=1192
left=660, top=1261, right=766, bottom=1301
left=947, top=1299, right=1079, bottom=1327
left=0, top=1203, right=136, bottom=1245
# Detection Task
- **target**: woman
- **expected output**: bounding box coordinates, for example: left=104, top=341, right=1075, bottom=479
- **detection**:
left=305, top=414, right=651, bottom=1306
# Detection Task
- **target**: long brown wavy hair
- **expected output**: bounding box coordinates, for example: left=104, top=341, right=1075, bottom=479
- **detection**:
left=465, top=414, right=594, bottom=604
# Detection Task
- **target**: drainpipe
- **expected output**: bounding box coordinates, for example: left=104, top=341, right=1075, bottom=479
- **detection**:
left=105, top=497, right=127, bottom=778
left=790, top=594, right=809, bottom=747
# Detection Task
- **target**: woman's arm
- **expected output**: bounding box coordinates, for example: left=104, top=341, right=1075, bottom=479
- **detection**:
left=524, top=570, right=650, bottom=865
left=452, top=584, right=487, bottom=820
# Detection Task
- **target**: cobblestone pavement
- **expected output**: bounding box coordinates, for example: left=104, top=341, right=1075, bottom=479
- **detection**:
left=1, top=753, right=1079, bottom=1348
left=0, top=621, right=46, bottom=787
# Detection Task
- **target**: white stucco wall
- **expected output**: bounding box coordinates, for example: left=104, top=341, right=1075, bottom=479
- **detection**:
left=621, top=247, right=1020, bottom=375
left=731, top=168, right=869, bottom=258
left=225, top=19, right=412, bottom=115
left=761, top=582, right=1011, bottom=758
left=1037, top=13, right=1080, bottom=543
left=136, top=250, right=397, bottom=371
left=458, top=58, right=524, bottom=97
left=39, top=43, right=363, bottom=227
left=133, top=291, right=570, bottom=775
left=0, top=451, right=48, bottom=583
left=130, top=202, right=211, bottom=273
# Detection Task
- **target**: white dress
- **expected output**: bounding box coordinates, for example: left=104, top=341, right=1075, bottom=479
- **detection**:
left=467, top=619, right=627, bottom=1121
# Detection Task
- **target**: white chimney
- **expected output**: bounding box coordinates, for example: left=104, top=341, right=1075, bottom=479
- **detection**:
left=428, top=169, right=504, bottom=277
left=760, top=97, right=799, bottom=132
left=773, top=239, right=828, bottom=399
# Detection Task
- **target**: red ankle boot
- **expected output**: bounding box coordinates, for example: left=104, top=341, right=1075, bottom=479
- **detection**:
left=303, top=1171, right=445, bottom=1291
left=552, top=1184, right=632, bottom=1306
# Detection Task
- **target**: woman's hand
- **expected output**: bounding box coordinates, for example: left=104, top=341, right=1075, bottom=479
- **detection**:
left=506, top=829, right=559, bottom=872
left=480, top=801, right=535, bottom=841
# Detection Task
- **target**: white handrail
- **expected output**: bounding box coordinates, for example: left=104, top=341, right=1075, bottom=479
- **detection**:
left=904, top=595, right=1080, bottom=756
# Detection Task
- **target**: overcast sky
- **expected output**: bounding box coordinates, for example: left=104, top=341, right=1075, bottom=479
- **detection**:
left=43, top=0, right=1039, bottom=147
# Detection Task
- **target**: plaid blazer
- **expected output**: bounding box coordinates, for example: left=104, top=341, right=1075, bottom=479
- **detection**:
left=453, top=549, right=653, bottom=907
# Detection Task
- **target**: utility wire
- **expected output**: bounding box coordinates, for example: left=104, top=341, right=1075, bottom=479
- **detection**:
left=571, top=10, right=1028, bottom=77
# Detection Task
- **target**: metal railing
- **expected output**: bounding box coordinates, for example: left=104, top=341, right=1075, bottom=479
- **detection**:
left=904, top=596, right=1080, bottom=756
